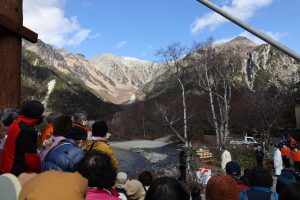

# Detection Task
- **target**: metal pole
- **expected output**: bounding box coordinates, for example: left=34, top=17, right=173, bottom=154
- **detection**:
left=196, top=0, right=300, bottom=62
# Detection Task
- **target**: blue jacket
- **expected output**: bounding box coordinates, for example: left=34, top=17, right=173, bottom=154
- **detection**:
left=41, top=139, right=84, bottom=172
left=240, top=187, right=278, bottom=200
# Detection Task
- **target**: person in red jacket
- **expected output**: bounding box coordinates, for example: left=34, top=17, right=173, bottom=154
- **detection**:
left=40, top=112, right=61, bottom=144
left=0, top=100, right=44, bottom=176
left=281, top=145, right=291, bottom=168
left=292, top=147, right=300, bottom=172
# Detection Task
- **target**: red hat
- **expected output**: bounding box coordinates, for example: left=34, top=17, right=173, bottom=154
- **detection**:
left=205, top=174, right=239, bottom=200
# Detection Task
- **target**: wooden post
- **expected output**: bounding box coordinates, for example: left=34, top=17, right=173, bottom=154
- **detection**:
left=0, top=0, right=22, bottom=109
left=0, top=0, right=37, bottom=110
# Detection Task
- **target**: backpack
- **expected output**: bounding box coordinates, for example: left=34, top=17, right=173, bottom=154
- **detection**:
left=41, top=139, right=84, bottom=172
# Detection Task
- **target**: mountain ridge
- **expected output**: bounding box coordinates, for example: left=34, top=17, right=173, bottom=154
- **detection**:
left=137, top=37, right=300, bottom=99
left=23, top=40, right=163, bottom=104
left=23, top=37, right=300, bottom=104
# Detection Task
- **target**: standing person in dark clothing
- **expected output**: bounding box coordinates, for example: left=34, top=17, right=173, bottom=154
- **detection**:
left=276, top=168, right=297, bottom=195
left=240, top=167, right=278, bottom=200
left=292, top=147, right=300, bottom=172
left=255, top=146, right=264, bottom=167
left=191, top=185, right=202, bottom=200
left=0, top=100, right=44, bottom=176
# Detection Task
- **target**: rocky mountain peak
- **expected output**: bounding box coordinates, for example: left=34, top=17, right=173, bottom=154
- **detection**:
left=89, top=54, right=165, bottom=87
left=139, top=36, right=300, bottom=99
left=228, top=36, right=257, bottom=46
left=216, top=36, right=258, bottom=58
left=22, top=39, right=165, bottom=104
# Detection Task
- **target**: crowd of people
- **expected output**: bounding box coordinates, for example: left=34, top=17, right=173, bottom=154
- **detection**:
left=218, top=135, right=300, bottom=200
left=0, top=100, right=300, bottom=200
left=218, top=155, right=300, bottom=200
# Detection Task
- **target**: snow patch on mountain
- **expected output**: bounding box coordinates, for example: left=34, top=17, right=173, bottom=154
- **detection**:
left=42, top=79, right=56, bottom=107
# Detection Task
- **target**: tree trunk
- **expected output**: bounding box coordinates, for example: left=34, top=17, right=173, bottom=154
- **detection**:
left=205, top=68, right=220, bottom=146
left=178, top=78, right=189, bottom=146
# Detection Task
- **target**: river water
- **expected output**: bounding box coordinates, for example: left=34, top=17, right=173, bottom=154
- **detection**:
left=113, top=143, right=180, bottom=177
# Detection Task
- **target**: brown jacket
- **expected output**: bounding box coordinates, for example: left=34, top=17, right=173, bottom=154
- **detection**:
left=19, top=171, right=88, bottom=200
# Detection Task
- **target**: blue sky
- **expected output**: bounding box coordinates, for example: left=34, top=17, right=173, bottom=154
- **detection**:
left=23, top=0, right=300, bottom=61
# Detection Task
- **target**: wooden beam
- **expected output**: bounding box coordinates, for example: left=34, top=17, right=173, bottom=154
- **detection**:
left=0, top=13, right=37, bottom=43
left=0, top=0, right=23, bottom=109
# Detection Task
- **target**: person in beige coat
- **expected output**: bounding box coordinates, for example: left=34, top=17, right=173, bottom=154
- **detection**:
left=19, top=171, right=88, bottom=200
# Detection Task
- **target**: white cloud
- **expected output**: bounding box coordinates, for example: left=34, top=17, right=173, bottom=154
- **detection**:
left=191, top=0, right=273, bottom=35
left=116, top=41, right=127, bottom=49
left=23, top=0, right=90, bottom=47
left=89, top=33, right=101, bottom=39
left=239, top=31, right=287, bottom=44
left=214, top=30, right=287, bottom=44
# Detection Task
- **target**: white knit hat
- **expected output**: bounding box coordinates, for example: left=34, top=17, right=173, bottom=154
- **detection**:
left=115, top=172, right=128, bottom=188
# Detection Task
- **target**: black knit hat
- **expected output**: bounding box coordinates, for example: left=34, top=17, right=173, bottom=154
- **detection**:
left=66, top=126, right=87, bottom=141
left=92, top=120, right=108, bottom=137
left=53, top=115, right=73, bottom=137
left=20, top=100, right=44, bottom=119
left=226, top=161, right=241, bottom=176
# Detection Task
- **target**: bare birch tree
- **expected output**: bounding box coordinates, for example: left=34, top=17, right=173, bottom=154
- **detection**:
left=191, top=38, right=242, bottom=146
left=248, top=92, right=289, bottom=148
left=156, top=42, right=190, bottom=147
left=247, top=75, right=297, bottom=148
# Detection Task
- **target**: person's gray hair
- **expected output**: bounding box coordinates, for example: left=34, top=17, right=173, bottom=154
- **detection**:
left=73, top=112, right=87, bottom=121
